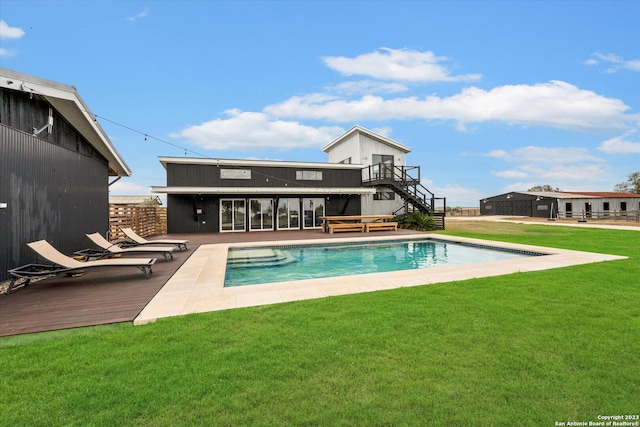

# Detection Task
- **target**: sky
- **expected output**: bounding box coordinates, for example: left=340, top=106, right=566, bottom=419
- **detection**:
left=1, top=0, right=639, bottom=207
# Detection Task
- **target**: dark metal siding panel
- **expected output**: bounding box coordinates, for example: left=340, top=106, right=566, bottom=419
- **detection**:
left=167, top=195, right=217, bottom=233
left=166, top=163, right=362, bottom=188
left=0, top=124, right=109, bottom=282
left=167, top=193, right=362, bottom=233
left=0, top=88, right=105, bottom=163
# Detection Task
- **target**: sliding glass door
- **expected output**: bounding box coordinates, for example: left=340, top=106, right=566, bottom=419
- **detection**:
left=220, top=199, right=246, bottom=232
left=303, top=198, right=325, bottom=229
left=250, top=199, right=274, bottom=231
left=277, top=198, right=300, bottom=230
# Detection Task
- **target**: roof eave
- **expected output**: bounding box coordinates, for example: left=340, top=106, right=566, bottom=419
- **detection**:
left=151, top=186, right=376, bottom=195
left=322, top=125, right=411, bottom=153
left=0, top=68, right=131, bottom=177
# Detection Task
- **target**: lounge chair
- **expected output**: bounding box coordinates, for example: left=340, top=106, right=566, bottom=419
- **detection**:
left=84, top=232, right=174, bottom=261
left=121, top=227, right=188, bottom=251
left=6, top=240, right=156, bottom=294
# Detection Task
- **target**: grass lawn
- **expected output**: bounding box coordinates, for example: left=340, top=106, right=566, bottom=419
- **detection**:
left=1, top=222, right=638, bottom=426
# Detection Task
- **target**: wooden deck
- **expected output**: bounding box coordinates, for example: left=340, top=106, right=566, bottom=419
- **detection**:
left=0, top=229, right=413, bottom=336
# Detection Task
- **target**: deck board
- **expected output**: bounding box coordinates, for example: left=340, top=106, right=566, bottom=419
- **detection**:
left=0, top=229, right=411, bottom=336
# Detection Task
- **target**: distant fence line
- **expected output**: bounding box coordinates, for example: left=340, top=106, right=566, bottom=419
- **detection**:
left=108, top=204, right=167, bottom=241
left=447, top=208, right=480, bottom=217
left=558, top=210, right=639, bottom=222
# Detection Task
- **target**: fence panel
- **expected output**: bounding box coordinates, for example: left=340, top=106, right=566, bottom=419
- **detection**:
left=109, top=205, right=167, bottom=240
left=559, top=210, right=639, bottom=222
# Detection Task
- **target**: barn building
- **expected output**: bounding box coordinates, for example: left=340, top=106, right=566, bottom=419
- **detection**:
left=0, top=68, right=131, bottom=282
left=480, top=191, right=640, bottom=219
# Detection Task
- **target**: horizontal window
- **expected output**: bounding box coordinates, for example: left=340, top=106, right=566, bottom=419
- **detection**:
left=536, top=205, right=549, bottom=211
left=374, top=191, right=395, bottom=201
left=221, top=169, right=251, bottom=179
left=296, top=170, right=322, bottom=181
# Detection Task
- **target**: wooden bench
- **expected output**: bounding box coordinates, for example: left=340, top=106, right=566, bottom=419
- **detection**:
left=365, top=222, right=398, bottom=232
left=328, top=223, right=366, bottom=234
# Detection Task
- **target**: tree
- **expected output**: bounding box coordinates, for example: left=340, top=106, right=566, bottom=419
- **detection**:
left=528, top=185, right=561, bottom=192
left=613, top=172, right=640, bottom=193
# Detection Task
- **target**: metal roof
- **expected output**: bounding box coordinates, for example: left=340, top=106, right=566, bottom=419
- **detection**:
left=322, top=125, right=411, bottom=154
left=151, top=186, right=375, bottom=195
left=109, top=195, right=162, bottom=205
left=491, top=191, right=640, bottom=200
left=157, top=156, right=364, bottom=170
left=0, top=68, right=131, bottom=177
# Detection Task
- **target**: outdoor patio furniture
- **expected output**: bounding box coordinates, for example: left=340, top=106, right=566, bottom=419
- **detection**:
left=84, top=232, right=174, bottom=261
left=121, top=227, right=189, bottom=251
left=6, top=240, right=156, bottom=294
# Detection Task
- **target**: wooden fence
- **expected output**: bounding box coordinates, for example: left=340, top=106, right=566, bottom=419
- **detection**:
left=108, top=204, right=167, bottom=241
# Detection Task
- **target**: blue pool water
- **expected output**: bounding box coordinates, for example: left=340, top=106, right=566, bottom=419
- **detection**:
left=224, top=239, right=542, bottom=287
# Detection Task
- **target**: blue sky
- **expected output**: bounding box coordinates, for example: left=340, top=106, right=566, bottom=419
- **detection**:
left=1, top=0, right=639, bottom=206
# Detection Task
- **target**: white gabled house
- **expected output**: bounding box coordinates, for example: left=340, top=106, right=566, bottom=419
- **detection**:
left=323, top=125, right=411, bottom=216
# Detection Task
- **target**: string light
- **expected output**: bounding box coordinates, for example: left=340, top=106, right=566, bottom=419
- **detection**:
left=18, top=84, right=318, bottom=188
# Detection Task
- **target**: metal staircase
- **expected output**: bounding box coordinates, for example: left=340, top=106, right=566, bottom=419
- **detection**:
left=362, top=163, right=446, bottom=229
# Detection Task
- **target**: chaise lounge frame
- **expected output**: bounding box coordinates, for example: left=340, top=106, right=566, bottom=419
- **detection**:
left=82, top=232, right=174, bottom=261
left=6, top=240, right=156, bottom=294
left=120, top=227, right=188, bottom=251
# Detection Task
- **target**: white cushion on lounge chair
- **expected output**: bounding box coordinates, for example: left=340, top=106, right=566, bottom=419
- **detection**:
left=28, top=240, right=156, bottom=269
left=121, top=228, right=188, bottom=251
left=86, top=232, right=175, bottom=260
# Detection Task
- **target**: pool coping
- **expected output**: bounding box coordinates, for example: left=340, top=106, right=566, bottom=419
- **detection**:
left=133, top=233, right=626, bottom=325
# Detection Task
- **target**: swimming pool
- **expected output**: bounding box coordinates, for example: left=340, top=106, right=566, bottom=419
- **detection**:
left=224, top=238, right=543, bottom=287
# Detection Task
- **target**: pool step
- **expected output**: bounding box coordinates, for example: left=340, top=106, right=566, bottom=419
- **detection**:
left=227, top=248, right=296, bottom=268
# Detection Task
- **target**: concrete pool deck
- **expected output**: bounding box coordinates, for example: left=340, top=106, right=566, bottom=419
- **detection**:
left=134, top=233, right=626, bottom=325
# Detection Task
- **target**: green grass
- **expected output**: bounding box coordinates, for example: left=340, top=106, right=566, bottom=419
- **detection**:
left=1, top=222, right=638, bottom=426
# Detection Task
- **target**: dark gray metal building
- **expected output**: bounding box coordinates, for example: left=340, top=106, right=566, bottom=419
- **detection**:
left=151, top=157, right=371, bottom=233
left=480, top=192, right=559, bottom=218
left=0, top=68, right=131, bottom=282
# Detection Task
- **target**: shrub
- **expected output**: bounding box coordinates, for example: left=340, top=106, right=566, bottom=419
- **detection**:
left=394, top=211, right=437, bottom=231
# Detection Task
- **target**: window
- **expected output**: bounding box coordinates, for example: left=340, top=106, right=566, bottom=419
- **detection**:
left=374, top=191, right=395, bottom=201
left=536, top=205, right=549, bottom=211
left=339, top=157, right=352, bottom=164
left=249, top=199, right=273, bottom=231
left=621, top=202, right=627, bottom=211
left=296, top=170, right=322, bottom=181
left=221, top=169, right=251, bottom=179
left=277, top=198, right=300, bottom=230
left=220, top=199, right=246, bottom=232
left=604, top=202, right=610, bottom=211
left=372, top=154, right=393, bottom=179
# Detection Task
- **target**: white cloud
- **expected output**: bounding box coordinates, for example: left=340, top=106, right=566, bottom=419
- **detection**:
left=0, top=20, right=25, bottom=39
left=585, top=52, right=640, bottom=73
left=331, top=80, right=408, bottom=95
left=0, top=48, right=16, bottom=57
left=127, top=7, right=150, bottom=22
left=322, top=48, right=481, bottom=82
left=173, top=109, right=345, bottom=151
left=265, top=81, right=634, bottom=132
left=488, top=146, right=603, bottom=165
left=487, top=145, right=610, bottom=190
left=598, top=130, right=640, bottom=154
